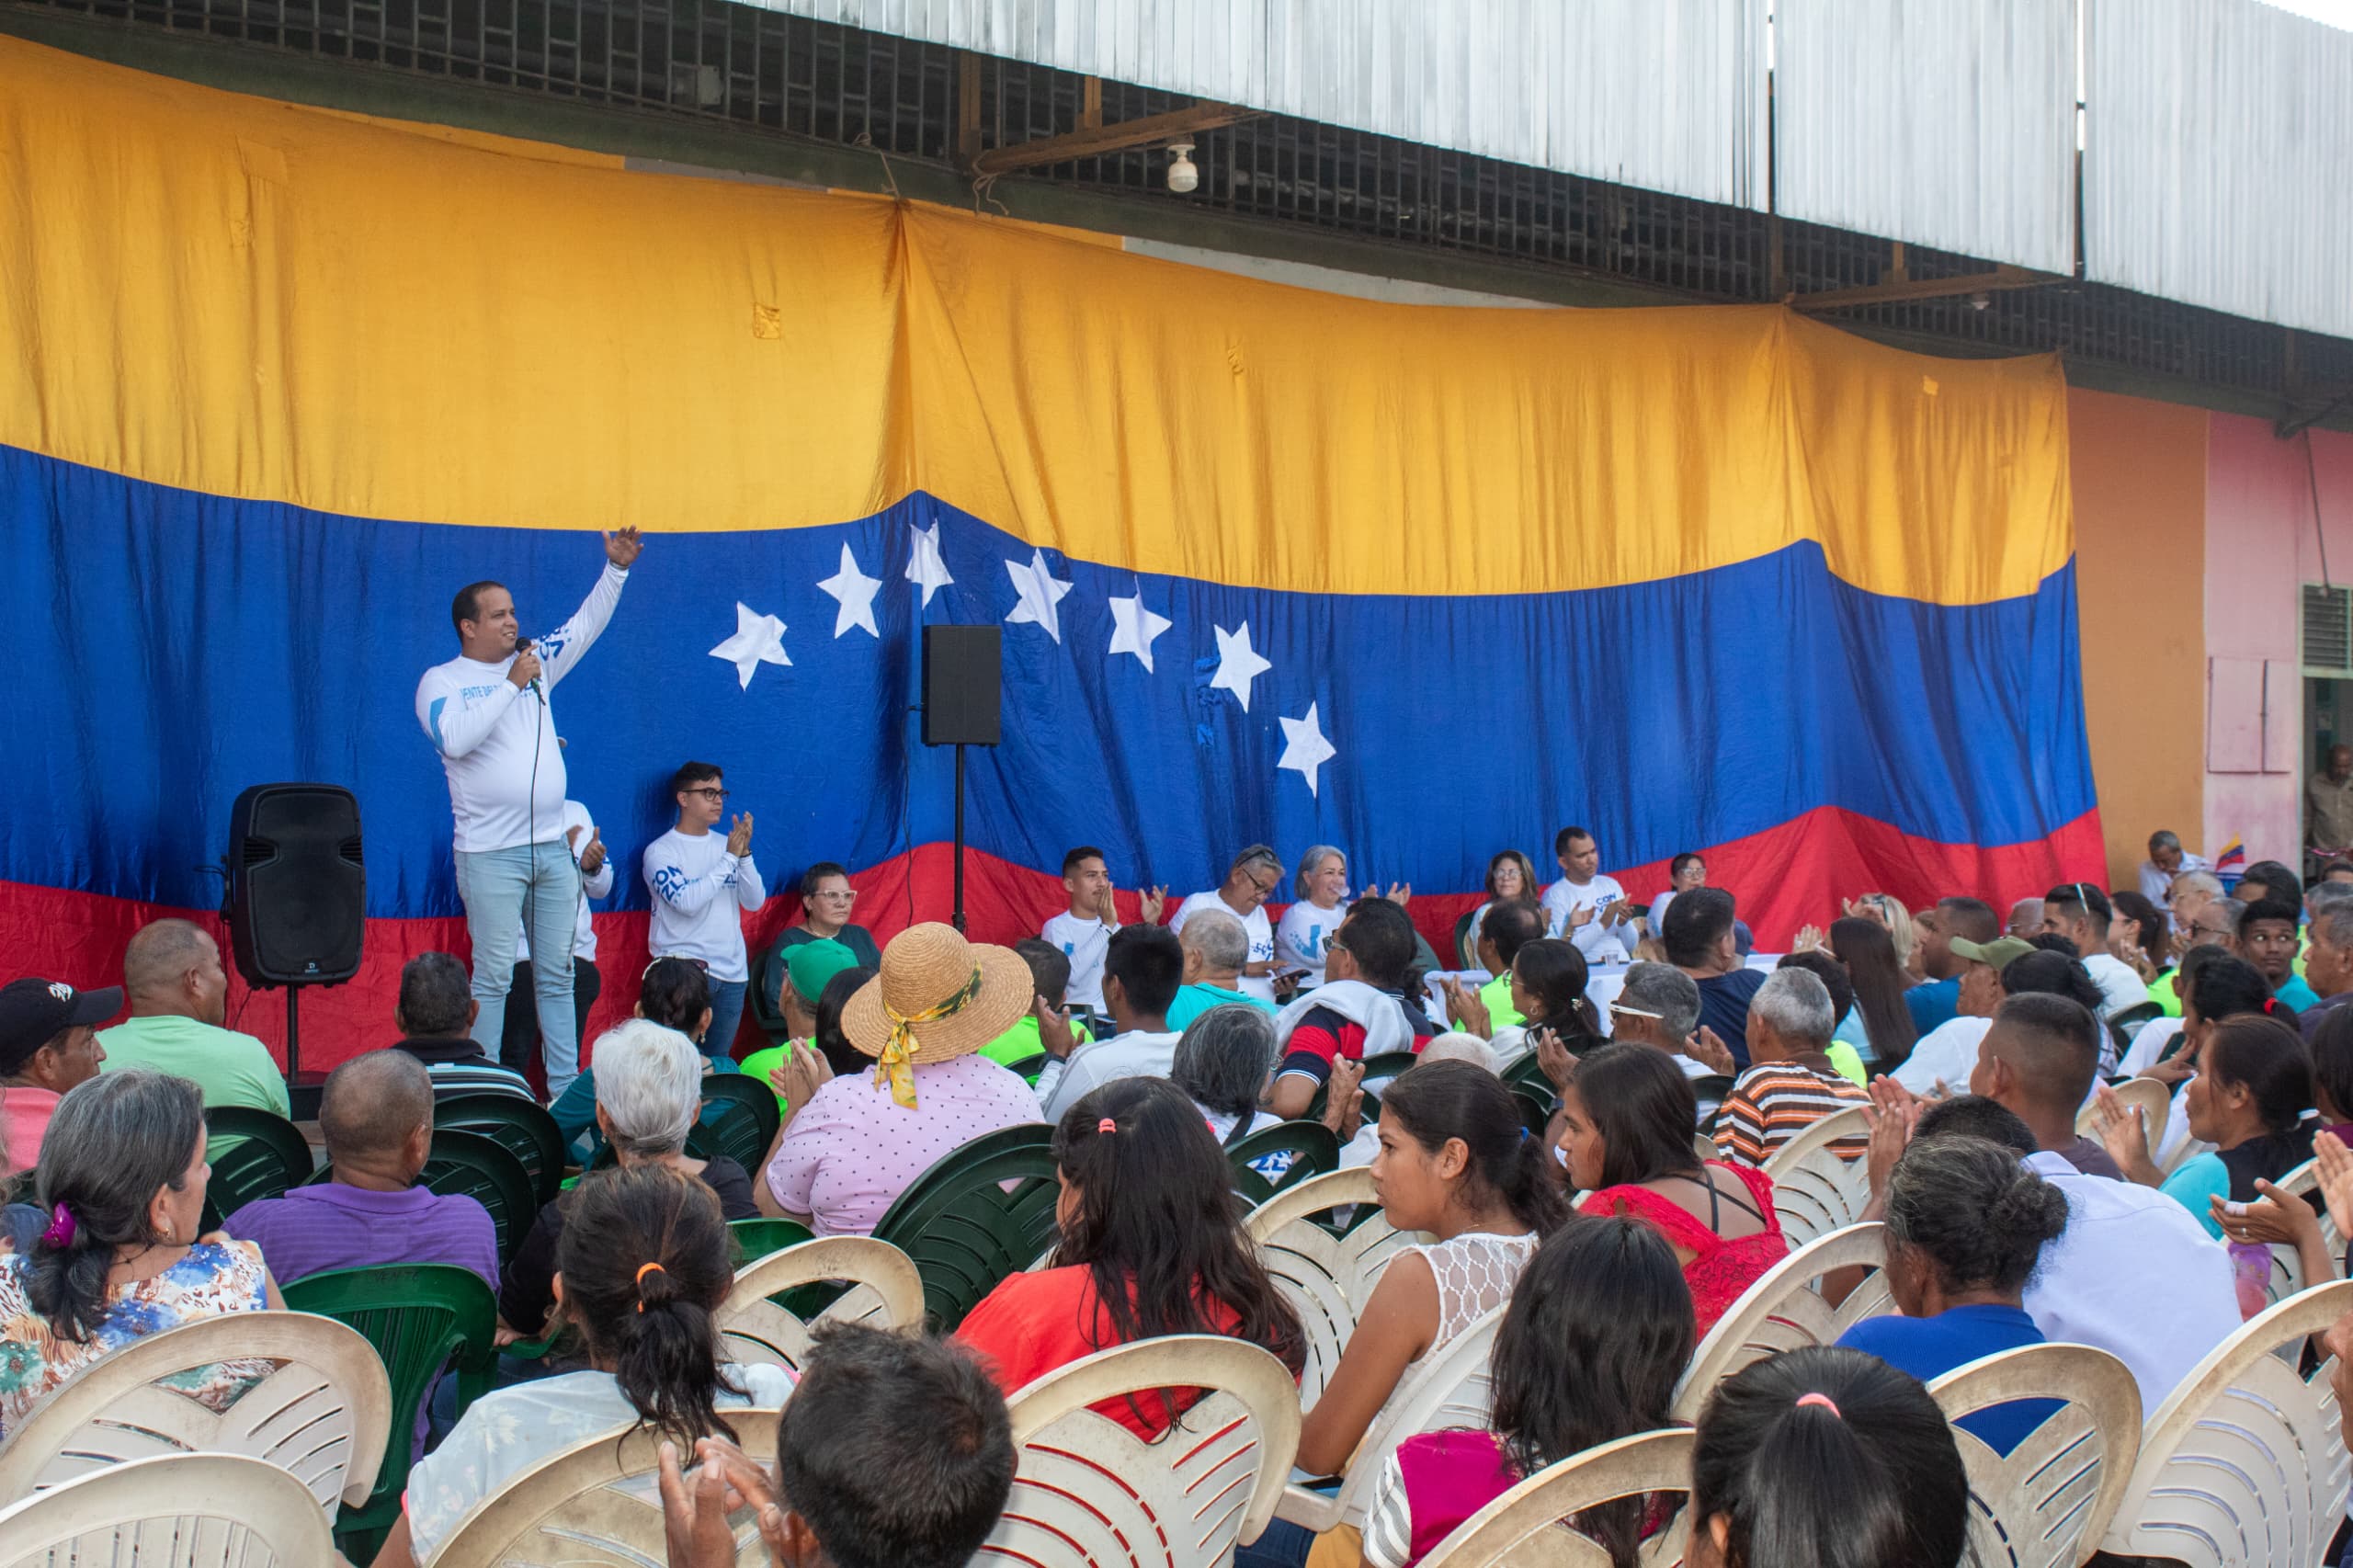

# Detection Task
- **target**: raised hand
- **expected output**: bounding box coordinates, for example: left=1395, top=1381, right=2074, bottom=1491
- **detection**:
left=1034, top=994, right=1080, bottom=1060
left=1445, top=979, right=1494, bottom=1040
left=1140, top=885, right=1168, bottom=925
left=2315, top=1131, right=2353, bottom=1243
left=1567, top=903, right=1597, bottom=931
left=1320, top=1055, right=1367, bottom=1138
left=1861, top=1077, right=1920, bottom=1205
left=605, top=525, right=645, bottom=569
left=1534, top=1026, right=1576, bottom=1091
left=769, top=1040, right=833, bottom=1110
left=576, top=826, right=607, bottom=877
left=506, top=645, right=543, bottom=689
left=725, top=812, right=754, bottom=857
left=1382, top=881, right=1412, bottom=906
left=1792, top=923, right=1827, bottom=954
left=2089, top=1082, right=2159, bottom=1186
left=1684, top=1025, right=1737, bottom=1075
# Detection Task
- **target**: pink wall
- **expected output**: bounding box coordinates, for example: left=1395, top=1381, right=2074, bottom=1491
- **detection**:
left=2202, top=415, right=2353, bottom=865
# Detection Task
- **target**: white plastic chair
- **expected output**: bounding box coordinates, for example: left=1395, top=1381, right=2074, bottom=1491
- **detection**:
left=2258, top=1157, right=2347, bottom=1306
left=1925, top=1342, right=2143, bottom=1568
left=1415, top=1428, right=1694, bottom=1568
left=2098, top=1278, right=2353, bottom=1566
left=0, top=1450, right=338, bottom=1567
left=1758, top=1105, right=1871, bottom=1249
left=0, top=1310, right=391, bottom=1514
left=715, top=1235, right=926, bottom=1372
left=1670, top=1221, right=1890, bottom=1422
left=1275, top=1304, right=1507, bottom=1536
left=431, top=1409, right=783, bottom=1567
left=2075, top=1075, right=2169, bottom=1142
left=1244, top=1166, right=1434, bottom=1406
left=973, top=1335, right=1302, bottom=1567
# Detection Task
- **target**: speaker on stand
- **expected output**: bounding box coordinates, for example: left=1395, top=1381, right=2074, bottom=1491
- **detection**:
left=226, top=783, right=365, bottom=1111
left=920, top=626, right=1002, bottom=933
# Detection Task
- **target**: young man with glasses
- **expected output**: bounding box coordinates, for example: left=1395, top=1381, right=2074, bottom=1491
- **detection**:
left=1168, top=846, right=1286, bottom=1003
left=644, top=760, right=767, bottom=1059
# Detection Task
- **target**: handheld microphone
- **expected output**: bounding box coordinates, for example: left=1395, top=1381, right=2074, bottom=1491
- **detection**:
left=517, top=636, right=545, bottom=700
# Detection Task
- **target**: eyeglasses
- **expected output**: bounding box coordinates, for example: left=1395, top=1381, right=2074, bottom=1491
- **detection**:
left=1608, top=1001, right=1663, bottom=1020
left=813, top=889, right=858, bottom=903
left=1244, top=873, right=1279, bottom=897
left=683, top=788, right=731, bottom=801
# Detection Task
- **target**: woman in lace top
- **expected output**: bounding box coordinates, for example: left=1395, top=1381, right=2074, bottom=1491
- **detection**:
left=1261, top=1061, right=1563, bottom=1566
left=1560, top=1043, right=1788, bottom=1335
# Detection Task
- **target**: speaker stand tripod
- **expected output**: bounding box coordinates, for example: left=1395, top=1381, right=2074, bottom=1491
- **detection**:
left=950, top=744, right=969, bottom=933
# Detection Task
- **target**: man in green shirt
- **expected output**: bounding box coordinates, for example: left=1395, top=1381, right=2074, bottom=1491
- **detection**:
left=96, top=918, right=289, bottom=1116
left=1165, top=909, right=1280, bottom=1032
left=983, top=940, right=1093, bottom=1076
left=741, top=937, right=863, bottom=1108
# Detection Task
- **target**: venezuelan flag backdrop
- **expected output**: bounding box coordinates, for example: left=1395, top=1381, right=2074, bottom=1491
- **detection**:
left=0, top=39, right=2101, bottom=1066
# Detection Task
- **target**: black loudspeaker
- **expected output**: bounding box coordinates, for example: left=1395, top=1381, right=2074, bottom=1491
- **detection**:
left=922, top=625, right=1003, bottom=746
left=227, top=784, right=366, bottom=986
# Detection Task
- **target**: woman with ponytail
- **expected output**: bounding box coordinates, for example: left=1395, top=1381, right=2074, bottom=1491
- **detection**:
left=1688, top=1345, right=1968, bottom=1568
left=1241, top=1061, right=1564, bottom=1568
left=377, top=1165, right=790, bottom=1567
left=1835, top=1135, right=2070, bottom=1455
left=958, top=1077, right=1303, bottom=1439
left=0, top=1071, right=280, bottom=1433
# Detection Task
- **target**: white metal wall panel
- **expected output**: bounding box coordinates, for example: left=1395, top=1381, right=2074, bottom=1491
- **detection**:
left=768, top=1, right=1768, bottom=210
left=1774, top=0, right=2075, bottom=274
left=2085, top=0, right=2353, bottom=338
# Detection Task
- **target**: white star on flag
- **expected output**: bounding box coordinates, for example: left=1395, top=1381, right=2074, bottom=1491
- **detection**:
left=1210, top=621, right=1274, bottom=712
left=1107, top=590, right=1175, bottom=674
left=1278, top=702, right=1338, bottom=797
left=1003, top=548, right=1075, bottom=643
left=709, top=601, right=790, bottom=689
left=817, top=543, right=883, bottom=638
left=905, top=521, right=955, bottom=608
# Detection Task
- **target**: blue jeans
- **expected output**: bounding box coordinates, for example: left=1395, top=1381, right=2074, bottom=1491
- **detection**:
left=1233, top=1519, right=1313, bottom=1568
left=703, top=977, right=747, bottom=1062
left=454, top=841, right=583, bottom=1096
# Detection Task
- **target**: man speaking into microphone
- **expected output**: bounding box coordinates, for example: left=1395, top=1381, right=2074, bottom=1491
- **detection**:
left=415, top=527, right=643, bottom=1096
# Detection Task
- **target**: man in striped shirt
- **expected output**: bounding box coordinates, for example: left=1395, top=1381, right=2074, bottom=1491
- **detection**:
left=391, top=952, right=537, bottom=1103
left=1714, top=967, right=1869, bottom=1168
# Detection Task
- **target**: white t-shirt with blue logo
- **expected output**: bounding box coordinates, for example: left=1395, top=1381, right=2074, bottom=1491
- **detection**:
left=1041, top=912, right=1111, bottom=1009
left=1275, top=901, right=1345, bottom=989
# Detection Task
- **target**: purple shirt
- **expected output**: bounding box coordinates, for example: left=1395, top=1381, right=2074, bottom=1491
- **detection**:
left=222, top=1181, right=500, bottom=1290
left=766, top=1053, right=1043, bottom=1237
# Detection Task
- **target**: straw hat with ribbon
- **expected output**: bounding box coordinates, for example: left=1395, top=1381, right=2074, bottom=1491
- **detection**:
left=842, top=923, right=1034, bottom=1109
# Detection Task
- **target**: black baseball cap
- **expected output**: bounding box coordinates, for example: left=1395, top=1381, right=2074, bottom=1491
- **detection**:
left=0, top=978, right=123, bottom=1074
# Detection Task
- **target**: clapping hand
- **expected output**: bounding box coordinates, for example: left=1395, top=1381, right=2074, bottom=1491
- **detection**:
left=1843, top=896, right=1887, bottom=927
left=724, top=812, right=755, bottom=857
left=767, top=1040, right=833, bottom=1110
left=1321, top=1055, right=1367, bottom=1138
left=1534, top=1026, right=1576, bottom=1091
left=1139, top=885, right=1168, bottom=925
left=1683, top=1025, right=1737, bottom=1075
left=2314, top=1131, right=2353, bottom=1242
left=2088, top=1082, right=2159, bottom=1185
left=1381, top=881, right=1412, bottom=906
left=1034, top=994, right=1080, bottom=1060
left=1567, top=903, right=1597, bottom=931
left=1792, top=924, right=1827, bottom=954
left=604, top=526, right=645, bottom=569
left=1444, top=979, right=1494, bottom=1040
left=658, top=1437, right=786, bottom=1568
left=1862, top=1076, right=1922, bottom=1206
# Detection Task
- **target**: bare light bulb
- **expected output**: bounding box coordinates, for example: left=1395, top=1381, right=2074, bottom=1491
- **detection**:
left=1165, top=142, right=1199, bottom=195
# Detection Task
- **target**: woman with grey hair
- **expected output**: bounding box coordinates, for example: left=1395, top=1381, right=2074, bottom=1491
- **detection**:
left=1275, top=845, right=1348, bottom=989
left=499, top=1019, right=758, bottom=1336
left=0, top=1071, right=283, bottom=1427
left=1171, top=1005, right=1284, bottom=1144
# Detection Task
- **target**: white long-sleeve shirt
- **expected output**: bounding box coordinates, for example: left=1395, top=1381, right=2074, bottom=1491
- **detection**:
left=643, top=826, right=767, bottom=983
left=515, top=801, right=615, bottom=963
left=1540, top=874, right=1631, bottom=963
left=415, top=562, right=628, bottom=853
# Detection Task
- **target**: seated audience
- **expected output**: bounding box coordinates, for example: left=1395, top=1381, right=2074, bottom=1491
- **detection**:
left=1166, top=907, right=1282, bottom=1031
left=980, top=940, right=1088, bottom=1076
left=2091, top=1012, right=2314, bottom=1239
left=1464, top=897, right=1545, bottom=1033
left=1965, top=994, right=2120, bottom=1176
left=2240, top=897, right=2322, bottom=1012
left=551, top=955, right=714, bottom=1155
left=2109, top=888, right=2173, bottom=990
left=1829, top=915, right=1920, bottom=1070
left=774, top=860, right=881, bottom=968
left=1457, top=851, right=1542, bottom=971
left=1663, top=889, right=1764, bottom=1069
left=1267, top=898, right=1443, bottom=1120
left=0, top=1071, right=283, bottom=1430
left=1170, top=1003, right=1286, bottom=1145
left=224, top=1051, right=496, bottom=1288
left=1896, top=1096, right=2237, bottom=1416
left=1713, top=969, right=1869, bottom=1168
left=2234, top=858, right=2304, bottom=914
left=1904, top=897, right=2000, bottom=1037
left=743, top=939, right=862, bottom=1096
left=1894, top=939, right=2059, bottom=1094
left=1290, top=1062, right=1563, bottom=1514
left=2006, top=896, right=2046, bottom=940
left=1685, top=1345, right=1968, bottom=1568
left=0, top=976, right=116, bottom=1175
left=506, top=1020, right=759, bottom=1335
left=1602, top=962, right=1737, bottom=1107
left=654, top=1322, right=1016, bottom=1568
left=958, top=1078, right=1305, bottom=1438
left=1837, top=1134, right=2067, bottom=1454
left=1036, top=925, right=1185, bottom=1119
left=1276, top=844, right=1350, bottom=989
left=1559, top=1044, right=1787, bottom=1333
left=97, top=919, right=288, bottom=1115
left=1643, top=852, right=1710, bottom=956
left=1773, top=951, right=1868, bottom=1084
left=2143, top=953, right=2287, bottom=1165
left=1170, top=846, right=1287, bottom=1002
left=2116, top=942, right=2228, bottom=1075
left=2302, top=891, right=2353, bottom=1040
left=761, top=924, right=1040, bottom=1236
left=2041, top=884, right=2148, bottom=1019
left=2314, top=1006, right=2353, bottom=1143
left=1362, top=1215, right=1695, bottom=1568
left=378, top=1165, right=792, bottom=1568
left=389, top=952, right=535, bottom=1101
left=1447, top=936, right=1601, bottom=1068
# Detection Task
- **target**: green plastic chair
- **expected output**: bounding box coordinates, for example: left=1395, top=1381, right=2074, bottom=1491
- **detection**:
left=686, top=1074, right=782, bottom=1171
left=746, top=940, right=794, bottom=1045
left=420, top=1129, right=540, bottom=1267
left=1501, top=1053, right=1557, bottom=1096
left=1225, top=1120, right=1341, bottom=1207
left=1307, top=1050, right=1424, bottom=1122
left=729, top=1216, right=813, bottom=1268
left=1689, top=1074, right=1737, bottom=1137
left=1510, top=1085, right=1554, bottom=1138
left=199, top=1106, right=314, bottom=1232
left=995, top=1051, right=1049, bottom=1085
left=280, top=1263, right=497, bottom=1562
left=433, top=1093, right=568, bottom=1207
left=870, top=1124, right=1061, bottom=1332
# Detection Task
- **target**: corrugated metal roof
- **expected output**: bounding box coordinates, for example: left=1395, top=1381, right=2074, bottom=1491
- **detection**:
left=2085, top=0, right=2353, bottom=339
left=1775, top=0, right=2077, bottom=276
left=768, top=0, right=1768, bottom=210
